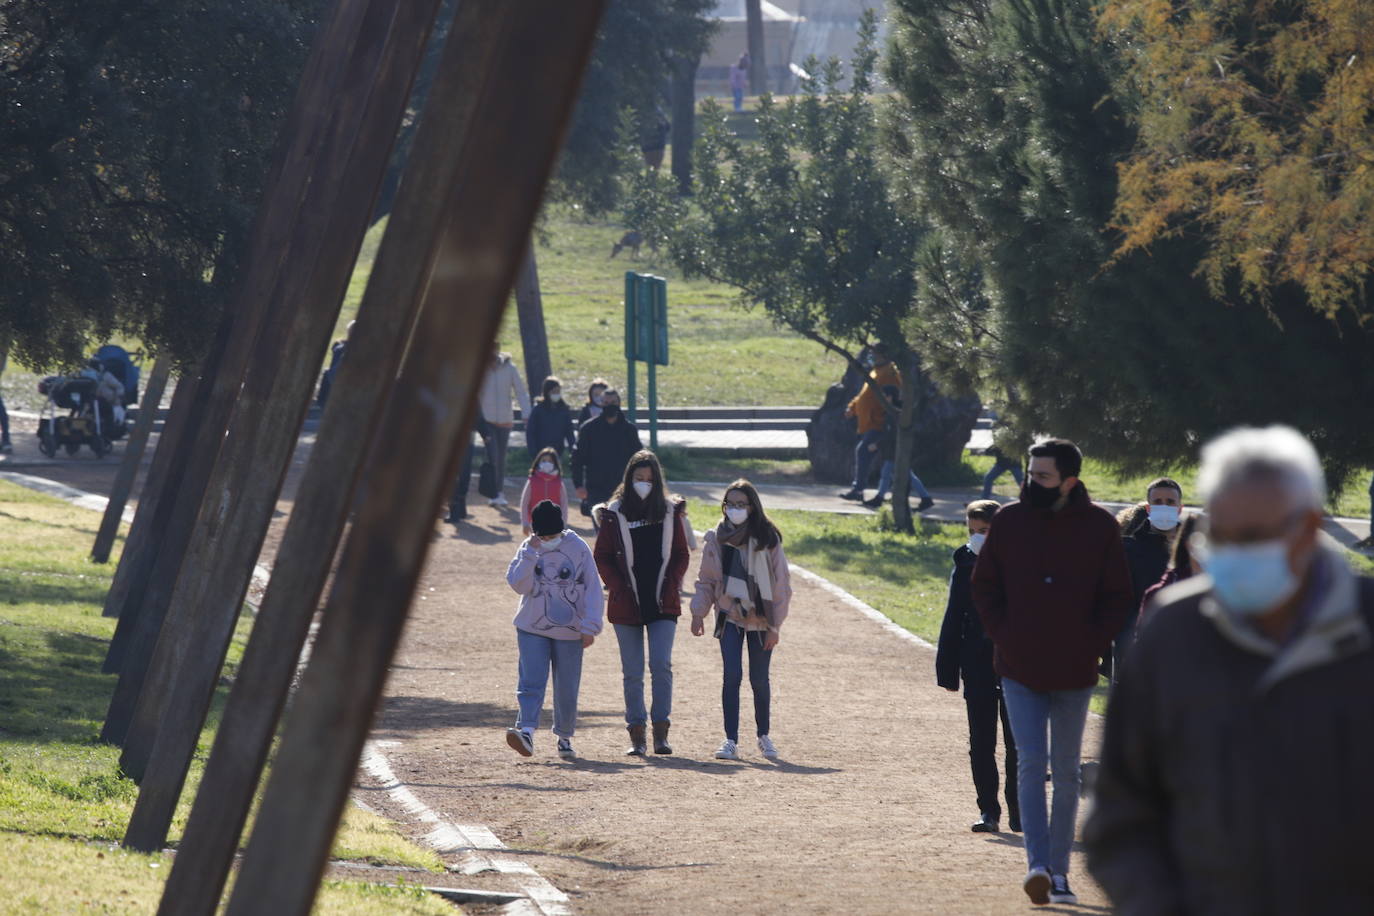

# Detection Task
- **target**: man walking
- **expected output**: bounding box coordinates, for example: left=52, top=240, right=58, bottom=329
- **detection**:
left=1108, top=477, right=1185, bottom=678
left=1087, top=426, right=1374, bottom=914
left=478, top=344, right=532, bottom=507
left=571, top=388, right=642, bottom=518
left=973, top=438, right=1132, bottom=905
left=838, top=344, right=899, bottom=502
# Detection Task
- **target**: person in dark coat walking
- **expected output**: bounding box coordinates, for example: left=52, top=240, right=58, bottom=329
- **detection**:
left=1106, top=477, right=1185, bottom=679
left=1086, top=425, right=1374, bottom=916
left=936, top=499, right=1019, bottom=835
left=524, top=376, right=576, bottom=458
left=972, top=438, right=1133, bottom=906
left=571, top=388, right=642, bottom=518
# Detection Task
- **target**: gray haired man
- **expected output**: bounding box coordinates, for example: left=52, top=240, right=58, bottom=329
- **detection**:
left=1085, top=425, right=1374, bottom=914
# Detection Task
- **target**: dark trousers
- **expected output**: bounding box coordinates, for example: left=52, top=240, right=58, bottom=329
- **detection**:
left=851, top=430, right=883, bottom=491
left=720, top=622, right=773, bottom=741
left=966, top=686, right=1019, bottom=823
left=0, top=394, right=8, bottom=441
left=447, top=433, right=476, bottom=518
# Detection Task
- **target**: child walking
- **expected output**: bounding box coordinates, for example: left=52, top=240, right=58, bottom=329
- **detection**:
left=520, top=447, right=570, bottom=536
left=505, top=500, right=603, bottom=759
left=936, top=499, right=1019, bottom=833
left=690, top=480, right=792, bottom=760
left=593, top=450, right=691, bottom=756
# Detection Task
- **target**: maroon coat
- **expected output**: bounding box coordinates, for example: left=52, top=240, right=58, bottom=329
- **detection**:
left=972, top=482, right=1133, bottom=691
left=593, top=496, right=690, bottom=626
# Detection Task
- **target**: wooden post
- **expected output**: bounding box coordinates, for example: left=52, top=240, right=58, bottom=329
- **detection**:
left=223, top=5, right=606, bottom=912
left=670, top=52, right=700, bottom=196
left=116, top=0, right=443, bottom=791
left=99, top=0, right=395, bottom=747
left=515, top=241, right=551, bottom=401
left=153, top=2, right=507, bottom=901
left=746, top=0, right=767, bottom=95
left=91, top=360, right=170, bottom=564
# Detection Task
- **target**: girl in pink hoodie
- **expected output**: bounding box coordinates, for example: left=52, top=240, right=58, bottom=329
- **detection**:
left=520, top=447, right=570, bottom=536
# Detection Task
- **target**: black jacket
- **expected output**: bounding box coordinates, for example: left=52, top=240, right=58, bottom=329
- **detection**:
left=570, top=414, right=642, bottom=500
left=936, top=545, right=999, bottom=697
left=1122, top=524, right=1171, bottom=620
left=525, top=399, right=575, bottom=456
left=1085, top=552, right=1374, bottom=915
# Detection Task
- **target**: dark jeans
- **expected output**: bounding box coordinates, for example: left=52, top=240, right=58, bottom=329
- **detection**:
left=447, top=433, right=476, bottom=517
left=481, top=424, right=512, bottom=492
left=966, top=687, right=1019, bottom=823
left=981, top=455, right=1024, bottom=498
left=0, top=394, right=8, bottom=441
left=851, top=430, right=883, bottom=492
left=720, top=622, right=773, bottom=741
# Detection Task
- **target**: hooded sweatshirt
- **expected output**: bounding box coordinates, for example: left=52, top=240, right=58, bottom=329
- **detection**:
left=479, top=354, right=532, bottom=426
left=506, top=530, right=604, bottom=640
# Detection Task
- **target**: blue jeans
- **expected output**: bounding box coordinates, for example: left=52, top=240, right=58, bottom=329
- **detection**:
left=981, top=456, right=1024, bottom=498
left=732, top=87, right=744, bottom=111
left=720, top=622, right=773, bottom=741
left=851, top=430, right=884, bottom=491
left=613, top=620, right=676, bottom=726
left=876, top=459, right=932, bottom=501
left=1000, top=677, right=1094, bottom=876
left=515, top=628, right=584, bottom=738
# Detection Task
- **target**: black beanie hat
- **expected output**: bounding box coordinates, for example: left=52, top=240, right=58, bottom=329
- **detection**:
left=531, top=499, right=564, bottom=537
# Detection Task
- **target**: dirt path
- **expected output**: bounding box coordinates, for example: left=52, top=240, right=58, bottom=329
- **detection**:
left=365, top=503, right=1112, bottom=915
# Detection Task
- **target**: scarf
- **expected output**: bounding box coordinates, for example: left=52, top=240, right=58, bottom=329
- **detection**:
left=716, top=520, right=774, bottom=631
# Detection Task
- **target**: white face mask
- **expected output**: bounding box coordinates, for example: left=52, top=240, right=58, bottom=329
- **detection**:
left=632, top=480, right=653, bottom=499
left=548, top=392, right=562, bottom=403
left=968, top=532, right=987, bottom=555
left=725, top=506, right=749, bottom=526
left=539, top=534, right=564, bottom=550
left=1148, top=504, right=1181, bottom=530
left=538, top=461, right=556, bottom=475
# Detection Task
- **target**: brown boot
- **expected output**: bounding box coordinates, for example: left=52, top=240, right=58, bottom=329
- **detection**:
left=652, top=721, right=672, bottom=755
left=626, top=724, right=647, bottom=756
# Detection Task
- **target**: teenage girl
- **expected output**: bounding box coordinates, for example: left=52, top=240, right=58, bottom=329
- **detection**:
left=690, top=479, right=792, bottom=760
left=520, top=447, right=569, bottom=536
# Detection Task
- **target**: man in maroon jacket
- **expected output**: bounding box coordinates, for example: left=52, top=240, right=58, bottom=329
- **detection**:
left=973, top=438, right=1133, bottom=906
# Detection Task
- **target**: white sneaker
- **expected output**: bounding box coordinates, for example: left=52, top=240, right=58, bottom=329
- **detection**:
left=757, top=735, right=778, bottom=759
left=1023, top=867, right=1051, bottom=905
left=492, top=493, right=509, bottom=507
left=556, top=737, right=575, bottom=759
left=714, top=739, right=739, bottom=760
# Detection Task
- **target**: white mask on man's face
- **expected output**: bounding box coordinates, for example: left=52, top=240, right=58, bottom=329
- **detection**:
left=1148, top=504, right=1181, bottom=530
left=548, top=392, right=562, bottom=403
left=633, top=480, right=653, bottom=499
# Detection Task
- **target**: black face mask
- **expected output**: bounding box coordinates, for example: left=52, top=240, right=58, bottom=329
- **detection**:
left=1025, top=480, right=1061, bottom=509
left=602, top=404, right=620, bottom=420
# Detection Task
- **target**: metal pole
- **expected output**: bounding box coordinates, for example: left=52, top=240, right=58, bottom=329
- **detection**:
left=625, top=271, right=637, bottom=423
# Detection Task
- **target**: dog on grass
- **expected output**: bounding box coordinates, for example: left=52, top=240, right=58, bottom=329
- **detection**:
left=610, top=230, right=658, bottom=259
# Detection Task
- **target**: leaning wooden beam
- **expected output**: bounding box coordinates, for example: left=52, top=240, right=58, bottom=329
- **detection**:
left=223, top=4, right=608, bottom=912
left=91, top=359, right=171, bottom=565
left=99, top=0, right=387, bottom=747
left=153, top=0, right=503, bottom=904
left=117, top=0, right=444, bottom=844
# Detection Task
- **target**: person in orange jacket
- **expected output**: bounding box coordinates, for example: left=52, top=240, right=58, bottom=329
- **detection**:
left=839, top=343, right=900, bottom=501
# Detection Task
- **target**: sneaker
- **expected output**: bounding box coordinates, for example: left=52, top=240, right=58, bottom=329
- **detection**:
left=1049, top=874, right=1077, bottom=905
left=1009, top=812, right=1022, bottom=833
left=1354, top=536, right=1374, bottom=550
left=862, top=494, right=885, bottom=509
left=916, top=496, right=935, bottom=512
left=838, top=489, right=864, bottom=501
left=505, top=727, right=533, bottom=757
left=556, top=737, right=575, bottom=759
left=492, top=493, right=509, bottom=507
left=0, top=439, right=11, bottom=454
left=714, top=739, right=739, bottom=760
left=970, top=813, right=999, bottom=833
left=1023, top=868, right=1051, bottom=905
left=757, top=735, right=778, bottom=759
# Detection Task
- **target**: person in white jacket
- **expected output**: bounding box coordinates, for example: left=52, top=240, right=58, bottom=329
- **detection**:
left=505, top=500, right=603, bottom=759
left=479, top=345, right=532, bottom=507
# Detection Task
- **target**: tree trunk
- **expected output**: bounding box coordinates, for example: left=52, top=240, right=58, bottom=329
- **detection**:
left=670, top=53, right=700, bottom=196
left=514, top=240, right=551, bottom=400
left=890, top=364, right=919, bottom=534
left=745, top=0, right=766, bottom=95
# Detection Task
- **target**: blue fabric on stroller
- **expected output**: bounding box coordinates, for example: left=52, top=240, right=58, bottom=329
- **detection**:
left=94, top=345, right=139, bottom=406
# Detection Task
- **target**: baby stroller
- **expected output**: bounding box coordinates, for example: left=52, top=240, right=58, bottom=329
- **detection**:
left=36, top=349, right=137, bottom=458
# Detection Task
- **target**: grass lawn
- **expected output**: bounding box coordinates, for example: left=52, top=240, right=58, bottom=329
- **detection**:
left=0, top=481, right=453, bottom=914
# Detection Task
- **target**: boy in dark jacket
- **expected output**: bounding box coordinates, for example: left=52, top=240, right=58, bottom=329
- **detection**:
left=571, top=388, right=642, bottom=519
left=936, top=499, right=1019, bottom=834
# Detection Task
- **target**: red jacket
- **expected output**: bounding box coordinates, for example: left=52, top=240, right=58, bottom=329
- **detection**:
left=972, top=483, right=1133, bottom=691
left=593, top=496, right=691, bottom=626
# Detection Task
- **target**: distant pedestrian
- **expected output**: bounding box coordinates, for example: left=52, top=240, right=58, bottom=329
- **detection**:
left=981, top=414, right=1027, bottom=499
left=937, top=499, right=1019, bottom=836
left=520, top=448, right=569, bottom=536
left=1107, top=477, right=1184, bottom=679
left=0, top=343, right=11, bottom=453
left=972, top=437, right=1133, bottom=906
left=317, top=319, right=355, bottom=409
left=504, top=500, right=603, bottom=759
left=1086, top=425, right=1374, bottom=914
left=838, top=344, right=899, bottom=502
left=478, top=343, right=533, bottom=508
left=577, top=378, right=610, bottom=428
left=690, top=479, right=792, bottom=761
left=447, top=416, right=488, bottom=525
left=640, top=106, right=670, bottom=171
left=593, top=451, right=691, bottom=756
left=571, top=388, right=642, bottom=518
left=1135, top=511, right=1202, bottom=631
left=863, top=386, right=935, bottom=512
left=729, top=52, right=749, bottom=111
left=524, top=376, right=576, bottom=459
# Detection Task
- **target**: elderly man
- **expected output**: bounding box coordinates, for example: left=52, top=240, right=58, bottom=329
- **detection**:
left=1086, top=425, right=1374, bottom=915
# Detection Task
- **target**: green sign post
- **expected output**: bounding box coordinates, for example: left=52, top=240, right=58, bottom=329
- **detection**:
left=624, top=272, right=668, bottom=449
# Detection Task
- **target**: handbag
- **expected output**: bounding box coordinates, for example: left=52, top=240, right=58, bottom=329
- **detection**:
left=477, top=461, right=498, bottom=498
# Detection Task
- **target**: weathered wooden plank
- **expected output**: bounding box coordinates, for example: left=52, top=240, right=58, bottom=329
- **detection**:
left=91, top=359, right=171, bottom=565
left=222, top=4, right=608, bottom=913
left=118, top=0, right=444, bottom=849
left=151, top=4, right=505, bottom=903
left=99, top=0, right=380, bottom=746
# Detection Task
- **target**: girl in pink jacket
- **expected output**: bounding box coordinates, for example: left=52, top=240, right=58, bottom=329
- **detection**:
left=520, top=447, right=570, bottom=535
left=690, top=479, right=792, bottom=761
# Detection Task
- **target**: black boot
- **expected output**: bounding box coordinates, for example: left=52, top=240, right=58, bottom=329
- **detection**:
left=626, top=724, right=647, bottom=756
left=652, top=721, right=672, bottom=755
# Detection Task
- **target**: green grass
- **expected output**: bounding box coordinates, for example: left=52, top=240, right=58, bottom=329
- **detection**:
left=0, top=481, right=449, bottom=913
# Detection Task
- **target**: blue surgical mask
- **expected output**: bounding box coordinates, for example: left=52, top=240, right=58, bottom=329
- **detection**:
left=968, top=533, right=987, bottom=555
left=1201, top=538, right=1300, bottom=617
left=1148, top=504, right=1181, bottom=530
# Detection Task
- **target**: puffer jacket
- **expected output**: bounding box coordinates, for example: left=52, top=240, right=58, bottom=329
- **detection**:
left=935, top=545, right=999, bottom=698
left=592, top=496, right=691, bottom=626
left=847, top=362, right=899, bottom=434
left=1086, top=547, right=1374, bottom=915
